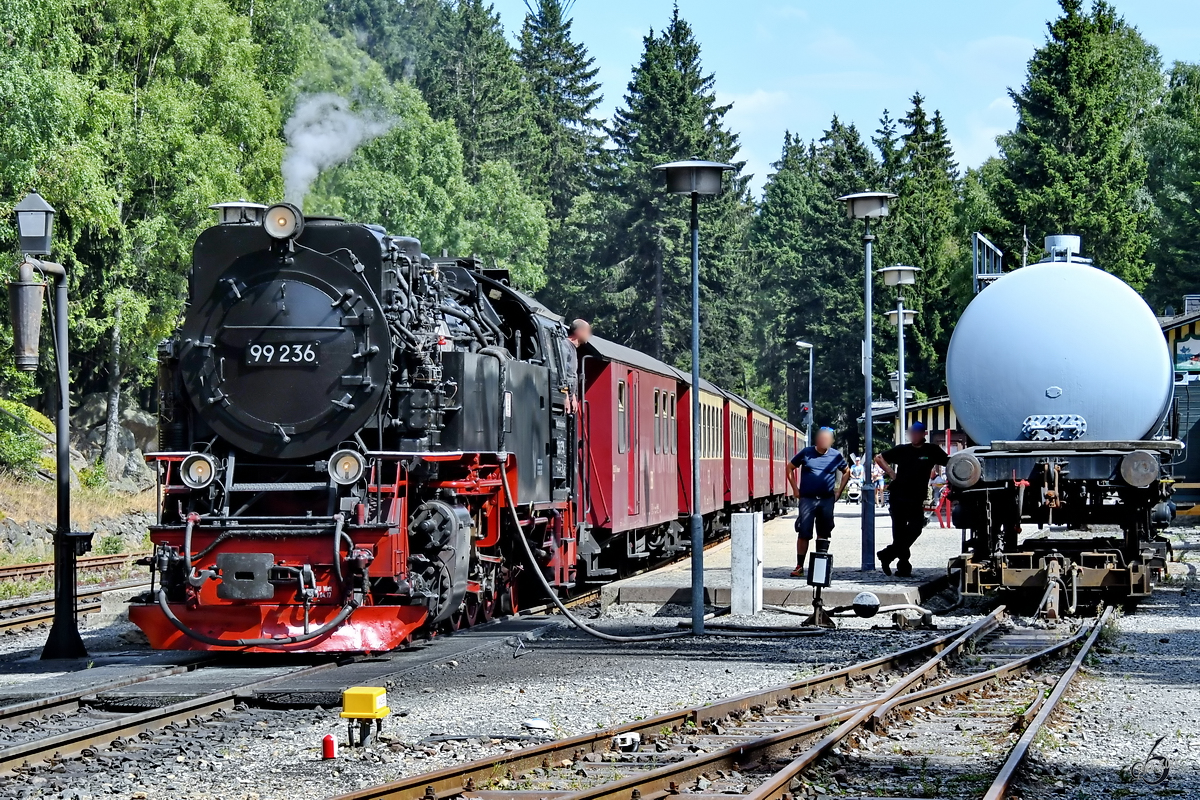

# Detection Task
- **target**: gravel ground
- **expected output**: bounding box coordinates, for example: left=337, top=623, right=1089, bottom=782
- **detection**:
left=1013, top=532, right=1200, bottom=800
left=0, top=602, right=952, bottom=800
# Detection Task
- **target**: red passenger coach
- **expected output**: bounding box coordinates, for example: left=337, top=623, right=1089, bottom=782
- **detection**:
left=747, top=401, right=773, bottom=503
left=579, top=338, right=685, bottom=571
left=678, top=378, right=727, bottom=523
left=724, top=397, right=750, bottom=508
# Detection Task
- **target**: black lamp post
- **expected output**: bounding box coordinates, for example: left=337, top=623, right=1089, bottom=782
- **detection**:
left=653, top=158, right=734, bottom=635
left=795, top=341, right=814, bottom=444
left=836, top=191, right=896, bottom=572
left=9, top=191, right=90, bottom=659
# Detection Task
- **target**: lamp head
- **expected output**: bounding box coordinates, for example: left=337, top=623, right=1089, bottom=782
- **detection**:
left=878, top=265, right=920, bottom=286
left=653, top=159, right=735, bottom=196
left=14, top=192, right=55, bottom=256
left=836, top=191, right=897, bottom=220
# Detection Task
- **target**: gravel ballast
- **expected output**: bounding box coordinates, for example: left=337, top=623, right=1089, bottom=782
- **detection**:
left=0, top=603, right=946, bottom=800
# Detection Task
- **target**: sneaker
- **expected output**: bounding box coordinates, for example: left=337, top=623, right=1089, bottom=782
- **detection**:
left=896, top=561, right=913, bottom=578
left=790, top=565, right=805, bottom=577
left=877, top=550, right=893, bottom=577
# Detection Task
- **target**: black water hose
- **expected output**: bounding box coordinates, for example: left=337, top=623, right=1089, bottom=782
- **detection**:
left=156, top=587, right=360, bottom=648
left=498, top=463, right=687, bottom=643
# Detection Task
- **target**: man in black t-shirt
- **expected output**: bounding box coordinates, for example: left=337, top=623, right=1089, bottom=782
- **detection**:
left=873, top=421, right=948, bottom=577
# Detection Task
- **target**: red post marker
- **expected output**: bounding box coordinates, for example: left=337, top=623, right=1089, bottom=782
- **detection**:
left=323, top=734, right=339, bottom=759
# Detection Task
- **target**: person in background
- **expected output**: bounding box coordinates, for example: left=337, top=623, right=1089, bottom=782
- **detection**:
left=849, top=455, right=864, bottom=483
left=785, top=427, right=851, bottom=577
left=559, top=319, right=591, bottom=413
left=874, top=421, right=949, bottom=577
left=871, top=461, right=886, bottom=507
left=931, top=467, right=951, bottom=528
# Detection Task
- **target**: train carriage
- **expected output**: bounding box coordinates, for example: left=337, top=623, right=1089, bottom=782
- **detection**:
left=578, top=338, right=684, bottom=570
left=724, top=395, right=751, bottom=509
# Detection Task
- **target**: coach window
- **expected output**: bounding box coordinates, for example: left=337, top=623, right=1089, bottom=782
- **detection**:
left=653, top=390, right=661, bottom=453
left=617, top=381, right=627, bottom=454
left=670, top=394, right=677, bottom=453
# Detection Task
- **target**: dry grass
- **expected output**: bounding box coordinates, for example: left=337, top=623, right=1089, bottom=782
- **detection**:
left=0, top=473, right=155, bottom=527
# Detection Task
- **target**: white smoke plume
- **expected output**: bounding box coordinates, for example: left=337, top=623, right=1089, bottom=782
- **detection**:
left=281, top=94, right=394, bottom=208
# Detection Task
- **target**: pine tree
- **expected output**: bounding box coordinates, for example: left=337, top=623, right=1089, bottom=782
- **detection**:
left=755, top=119, right=888, bottom=450
left=517, top=0, right=603, bottom=219
left=1145, top=62, right=1200, bottom=311
left=419, top=0, right=544, bottom=180
left=992, top=0, right=1163, bottom=289
left=881, top=95, right=963, bottom=399
left=551, top=7, right=754, bottom=390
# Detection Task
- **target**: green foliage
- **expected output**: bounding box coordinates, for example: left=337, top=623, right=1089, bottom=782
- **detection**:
left=879, top=96, right=965, bottom=398
left=518, top=0, right=604, bottom=218
left=547, top=8, right=755, bottom=390
left=95, top=534, right=126, bottom=555
left=1144, top=61, right=1200, bottom=312
left=992, top=0, right=1163, bottom=290
left=0, top=398, right=49, bottom=477
left=79, top=461, right=109, bottom=490
left=754, top=121, right=889, bottom=449
left=418, top=0, right=544, bottom=181
left=302, top=34, right=548, bottom=289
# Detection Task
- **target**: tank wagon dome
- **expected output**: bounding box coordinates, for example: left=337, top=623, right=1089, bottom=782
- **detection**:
left=946, top=237, right=1172, bottom=445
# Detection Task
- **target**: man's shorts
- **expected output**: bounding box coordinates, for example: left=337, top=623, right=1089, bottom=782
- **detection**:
left=796, top=496, right=836, bottom=540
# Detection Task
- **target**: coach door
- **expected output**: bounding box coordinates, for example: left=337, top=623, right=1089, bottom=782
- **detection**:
left=626, top=370, right=641, bottom=516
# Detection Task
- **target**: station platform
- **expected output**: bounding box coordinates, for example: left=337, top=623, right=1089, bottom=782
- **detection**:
left=600, top=502, right=961, bottom=610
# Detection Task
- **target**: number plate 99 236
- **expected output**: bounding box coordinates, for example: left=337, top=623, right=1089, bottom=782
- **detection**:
left=245, top=342, right=319, bottom=366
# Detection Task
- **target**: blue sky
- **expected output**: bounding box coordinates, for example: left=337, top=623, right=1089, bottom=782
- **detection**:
left=488, top=0, right=1200, bottom=197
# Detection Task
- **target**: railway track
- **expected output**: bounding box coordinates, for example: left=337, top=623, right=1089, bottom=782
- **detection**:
left=0, top=580, right=150, bottom=634
left=332, top=607, right=1110, bottom=800
left=0, top=552, right=147, bottom=583
left=0, top=658, right=341, bottom=774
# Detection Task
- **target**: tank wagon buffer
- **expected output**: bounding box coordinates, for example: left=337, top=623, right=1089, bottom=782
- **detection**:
left=132, top=201, right=577, bottom=651
left=944, top=235, right=1179, bottom=614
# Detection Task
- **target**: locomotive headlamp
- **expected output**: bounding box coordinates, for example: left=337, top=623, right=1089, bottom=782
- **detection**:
left=180, top=453, right=218, bottom=489
left=263, top=203, right=305, bottom=240
left=329, top=449, right=366, bottom=485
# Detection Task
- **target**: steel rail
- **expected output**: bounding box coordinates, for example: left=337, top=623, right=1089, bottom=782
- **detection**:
left=332, top=612, right=999, bottom=800
left=981, top=605, right=1113, bottom=800
left=0, top=659, right=341, bottom=773
left=0, top=552, right=148, bottom=583
left=526, top=609, right=1087, bottom=800
left=0, top=659, right=213, bottom=726
left=0, top=581, right=150, bottom=633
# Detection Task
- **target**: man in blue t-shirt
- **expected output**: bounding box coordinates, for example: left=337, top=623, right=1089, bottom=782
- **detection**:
left=785, top=427, right=850, bottom=577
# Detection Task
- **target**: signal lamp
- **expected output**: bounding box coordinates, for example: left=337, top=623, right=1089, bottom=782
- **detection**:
left=329, top=449, right=366, bottom=485
left=181, top=453, right=218, bottom=489
left=263, top=203, right=305, bottom=240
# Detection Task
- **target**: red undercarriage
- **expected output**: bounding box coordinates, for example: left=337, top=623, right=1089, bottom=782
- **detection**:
left=131, top=453, right=575, bottom=653
left=129, top=602, right=429, bottom=653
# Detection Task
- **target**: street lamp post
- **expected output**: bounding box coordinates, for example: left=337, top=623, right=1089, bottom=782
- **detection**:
left=836, top=191, right=896, bottom=572
left=795, top=341, right=814, bottom=443
left=653, top=158, right=734, bottom=635
left=8, top=192, right=91, bottom=659
left=879, top=266, right=919, bottom=444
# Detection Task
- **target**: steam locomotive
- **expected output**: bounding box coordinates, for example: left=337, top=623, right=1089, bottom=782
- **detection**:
left=130, top=202, right=799, bottom=651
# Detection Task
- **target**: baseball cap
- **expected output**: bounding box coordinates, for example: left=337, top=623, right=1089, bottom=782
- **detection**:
left=908, top=421, right=927, bottom=432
